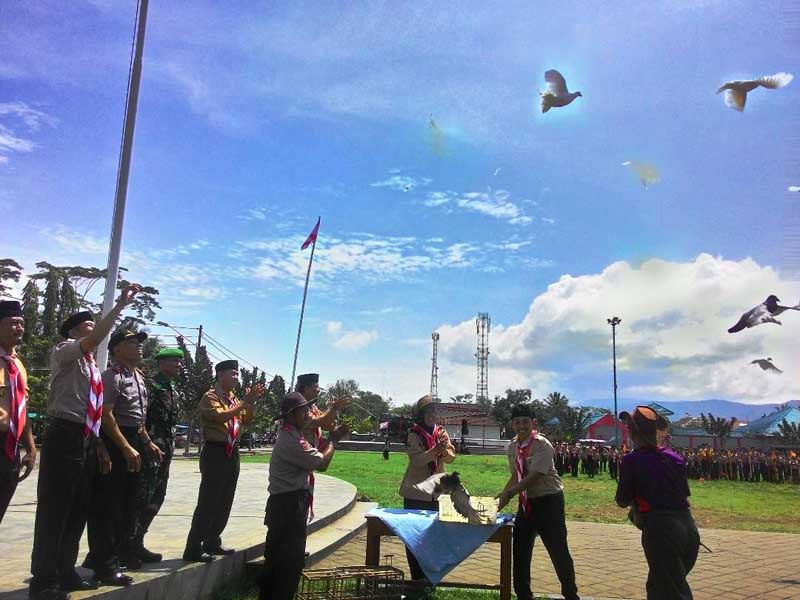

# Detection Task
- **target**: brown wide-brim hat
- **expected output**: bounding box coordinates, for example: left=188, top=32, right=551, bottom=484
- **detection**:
left=415, top=394, right=436, bottom=416
left=619, top=406, right=669, bottom=439
left=280, top=391, right=318, bottom=417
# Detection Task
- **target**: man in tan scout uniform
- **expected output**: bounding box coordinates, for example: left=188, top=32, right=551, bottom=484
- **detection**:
left=183, top=359, right=264, bottom=562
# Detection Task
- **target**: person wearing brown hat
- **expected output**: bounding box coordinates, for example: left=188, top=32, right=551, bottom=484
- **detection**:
left=0, top=300, right=36, bottom=525
left=183, top=360, right=264, bottom=563
left=398, top=394, right=455, bottom=583
left=295, top=373, right=350, bottom=450
left=615, top=406, right=699, bottom=600
left=260, top=392, right=349, bottom=600
left=30, top=284, right=140, bottom=600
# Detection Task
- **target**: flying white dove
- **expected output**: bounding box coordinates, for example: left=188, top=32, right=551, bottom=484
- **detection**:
left=493, top=167, right=502, bottom=177
left=413, top=472, right=488, bottom=525
left=788, top=186, right=800, bottom=192
left=622, top=161, right=661, bottom=188
left=751, top=358, right=783, bottom=374
left=540, top=70, right=582, bottom=113
left=728, top=295, right=800, bottom=333
left=716, top=72, right=793, bottom=112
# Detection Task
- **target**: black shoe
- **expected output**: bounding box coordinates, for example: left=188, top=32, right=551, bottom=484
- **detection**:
left=94, top=571, right=133, bottom=587
left=203, top=545, right=234, bottom=556
left=28, top=589, right=71, bottom=600
left=119, top=554, right=143, bottom=571
left=135, top=545, right=163, bottom=563
left=59, top=571, right=98, bottom=592
left=182, top=551, right=214, bottom=563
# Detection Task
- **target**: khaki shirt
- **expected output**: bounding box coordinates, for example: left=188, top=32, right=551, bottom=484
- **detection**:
left=268, top=423, right=324, bottom=494
left=199, top=385, right=253, bottom=443
left=101, top=362, right=147, bottom=429
left=0, top=352, right=27, bottom=432
left=506, top=433, right=564, bottom=499
left=48, top=339, right=93, bottom=424
left=399, top=426, right=456, bottom=502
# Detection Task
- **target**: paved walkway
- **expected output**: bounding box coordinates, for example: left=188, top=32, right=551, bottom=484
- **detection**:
left=314, top=520, right=800, bottom=600
left=0, top=457, right=353, bottom=598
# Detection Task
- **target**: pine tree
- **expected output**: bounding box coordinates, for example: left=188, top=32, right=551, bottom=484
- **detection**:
left=21, top=280, right=40, bottom=344
left=41, top=272, right=60, bottom=338
left=0, top=259, right=22, bottom=296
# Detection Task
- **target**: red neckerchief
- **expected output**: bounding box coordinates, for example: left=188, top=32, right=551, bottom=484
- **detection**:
left=222, top=388, right=240, bottom=458
left=1, top=352, right=26, bottom=460
left=411, top=423, right=441, bottom=475
left=84, top=353, right=103, bottom=439
left=515, top=432, right=538, bottom=517
left=282, top=421, right=316, bottom=522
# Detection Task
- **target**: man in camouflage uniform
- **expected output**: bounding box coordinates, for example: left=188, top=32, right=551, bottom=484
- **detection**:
left=134, top=347, right=185, bottom=562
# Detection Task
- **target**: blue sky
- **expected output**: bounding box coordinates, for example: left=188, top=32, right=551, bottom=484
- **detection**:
left=3, top=1, right=799, bottom=405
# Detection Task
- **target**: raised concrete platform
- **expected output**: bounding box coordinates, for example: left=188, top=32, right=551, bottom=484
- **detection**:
left=0, top=458, right=359, bottom=600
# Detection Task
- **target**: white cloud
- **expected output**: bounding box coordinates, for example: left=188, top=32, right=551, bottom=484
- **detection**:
left=325, top=321, right=343, bottom=335
left=0, top=102, right=57, bottom=164
left=435, top=254, right=800, bottom=403
left=370, top=174, right=432, bottom=192
left=423, top=189, right=533, bottom=225
left=239, top=207, right=269, bottom=221
left=40, top=226, right=107, bottom=254
left=324, top=321, right=378, bottom=350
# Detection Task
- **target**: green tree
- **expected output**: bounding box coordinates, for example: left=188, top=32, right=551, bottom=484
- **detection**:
left=776, top=418, right=800, bottom=445
left=450, top=394, right=474, bottom=404
left=700, top=413, right=738, bottom=440
left=560, top=405, right=591, bottom=442
left=21, top=280, right=40, bottom=345
left=490, top=389, right=533, bottom=436
left=174, top=336, right=213, bottom=454
left=0, top=259, right=22, bottom=296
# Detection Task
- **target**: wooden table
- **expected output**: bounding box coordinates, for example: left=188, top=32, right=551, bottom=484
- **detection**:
left=364, top=514, right=513, bottom=600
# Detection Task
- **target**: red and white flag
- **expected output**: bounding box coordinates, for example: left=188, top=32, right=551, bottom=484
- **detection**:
left=301, top=217, right=321, bottom=250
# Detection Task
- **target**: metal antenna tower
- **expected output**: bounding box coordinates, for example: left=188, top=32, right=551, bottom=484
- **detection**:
left=475, top=313, right=490, bottom=403
left=430, top=331, right=440, bottom=401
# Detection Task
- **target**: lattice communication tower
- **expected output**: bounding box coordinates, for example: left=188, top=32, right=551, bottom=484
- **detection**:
left=430, top=331, right=440, bottom=401
left=475, top=313, right=490, bottom=404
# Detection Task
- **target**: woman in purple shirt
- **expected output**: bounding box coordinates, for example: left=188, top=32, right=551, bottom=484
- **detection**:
left=615, top=406, right=700, bottom=600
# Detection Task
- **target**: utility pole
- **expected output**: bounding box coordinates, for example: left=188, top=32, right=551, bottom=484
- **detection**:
left=196, top=324, right=204, bottom=362
left=607, top=316, right=622, bottom=447
left=430, top=331, right=440, bottom=401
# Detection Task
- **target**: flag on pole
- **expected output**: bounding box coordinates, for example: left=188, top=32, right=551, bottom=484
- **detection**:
left=301, top=217, right=321, bottom=250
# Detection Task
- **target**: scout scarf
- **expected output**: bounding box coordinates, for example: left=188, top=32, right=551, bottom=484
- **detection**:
left=85, top=353, right=103, bottom=438
left=1, top=353, right=26, bottom=460
left=225, top=392, right=241, bottom=458
left=282, top=421, right=316, bottom=522
left=411, top=422, right=442, bottom=475
left=515, top=433, right=536, bottom=517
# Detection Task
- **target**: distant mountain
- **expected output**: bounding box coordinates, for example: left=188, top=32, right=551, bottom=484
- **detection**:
left=582, top=398, right=800, bottom=422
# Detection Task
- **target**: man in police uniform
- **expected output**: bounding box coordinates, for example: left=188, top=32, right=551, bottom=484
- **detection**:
left=183, top=360, right=263, bottom=562
left=134, top=347, right=185, bottom=562
left=30, top=284, right=139, bottom=600
left=85, top=328, right=164, bottom=582
left=0, top=300, right=36, bottom=524
left=259, top=392, right=349, bottom=600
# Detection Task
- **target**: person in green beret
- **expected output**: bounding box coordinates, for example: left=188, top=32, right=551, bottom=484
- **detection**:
left=133, top=347, right=186, bottom=563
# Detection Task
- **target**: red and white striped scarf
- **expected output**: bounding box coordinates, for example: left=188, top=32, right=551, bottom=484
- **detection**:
left=515, top=433, right=537, bottom=517
left=225, top=392, right=240, bottom=458
left=1, top=353, right=26, bottom=461
left=84, top=353, right=103, bottom=439
left=411, top=423, right=442, bottom=475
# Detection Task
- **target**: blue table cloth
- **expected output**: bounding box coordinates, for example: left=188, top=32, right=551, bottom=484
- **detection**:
left=367, top=507, right=514, bottom=586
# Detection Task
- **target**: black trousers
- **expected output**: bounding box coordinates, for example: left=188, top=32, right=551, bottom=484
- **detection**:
left=0, top=450, right=19, bottom=525
left=185, top=442, right=240, bottom=553
left=513, top=492, right=579, bottom=600
left=402, top=497, right=439, bottom=581
left=136, top=442, right=173, bottom=542
left=30, top=419, right=95, bottom=591
left=641, top=511, right=700, bottom=600
left=259, top=489, right=310, bottom=600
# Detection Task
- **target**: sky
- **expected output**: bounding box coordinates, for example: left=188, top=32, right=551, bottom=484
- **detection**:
left=2, top=0, right=799, bottom=406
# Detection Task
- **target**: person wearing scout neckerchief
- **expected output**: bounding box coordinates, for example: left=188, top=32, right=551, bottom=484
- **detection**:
left=183, top=360, right=264, bottom=563
left=134, top=346, right=185, bottom=562
left=615, top=406, right=699, bottom=600
left=296, top=373, right=350, bottom=449
left=495, top=404, right=580, bottom=600
left=259, top=392, right=350, bottom=600
left=0, top=300, right=36, bottom=525
left=29, top=284, right=139, bottom=600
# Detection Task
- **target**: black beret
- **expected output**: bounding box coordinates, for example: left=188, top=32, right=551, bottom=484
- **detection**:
left=0, top=301, right=22, bottom=320
left=511, top=404, right=535, bottom=420
left=108, top=329, right=148, bottom=352
left=296, top=373, right=319, bottom=389
left=59, top=311, right=95, bottom=338
left=215, top=359, right=239, bottom=373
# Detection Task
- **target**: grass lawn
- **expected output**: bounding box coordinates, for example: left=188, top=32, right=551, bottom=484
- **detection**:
left=241, top=451, right=800, bottom=534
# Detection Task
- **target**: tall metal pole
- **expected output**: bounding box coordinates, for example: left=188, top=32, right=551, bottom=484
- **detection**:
left=290, top=239, right=317, bottom=391
left=96, top=0, right=150, bottom=369
left=196, top=324, right=203, bottom=362
left=607, top=317, right=622, bottom=447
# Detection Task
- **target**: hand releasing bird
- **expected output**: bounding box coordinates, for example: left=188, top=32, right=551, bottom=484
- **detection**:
left=751, top=358, right=783, bottom=374
left=622, top=161, right=661, bottom=188
left=413, top=472, right=488, bottom=525
left=716, top=72, right=793, bottom=112
left=540, top=70, right=582, bottom=113
left=728, top=295, right=800, bottom=333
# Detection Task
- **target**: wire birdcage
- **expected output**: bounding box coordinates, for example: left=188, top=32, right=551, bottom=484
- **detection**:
left=295, top=565, right=404, bottom=600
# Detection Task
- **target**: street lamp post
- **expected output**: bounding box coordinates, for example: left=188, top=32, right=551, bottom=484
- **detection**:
left=607, top=317, right=622, bottom=447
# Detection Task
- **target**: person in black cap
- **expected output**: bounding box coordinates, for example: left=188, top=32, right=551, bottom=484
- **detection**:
left=259, top=392, right=349, bottom=600
left=615, top=406, right=699, bottom=600
left=30, top=284, right=140, bottom=600
left=495, top=404, right=579, bottom=600
left=84, top=328, right=163, bottom=581
left=295, top=373, right=350, bottom=451
left=134, top=347, right=186, bottom=561
left=183, top=360, right=264, bottom=562
left=0, top=300, right=37, bottom=524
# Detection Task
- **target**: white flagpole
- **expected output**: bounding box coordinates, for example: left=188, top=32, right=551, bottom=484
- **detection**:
left=96, top=0, right=149, bottom=369
left=290, top=222, right=319, bottom=391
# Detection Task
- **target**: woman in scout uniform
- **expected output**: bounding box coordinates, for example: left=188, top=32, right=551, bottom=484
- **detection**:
left=398, top=394, right=455, bottom=582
